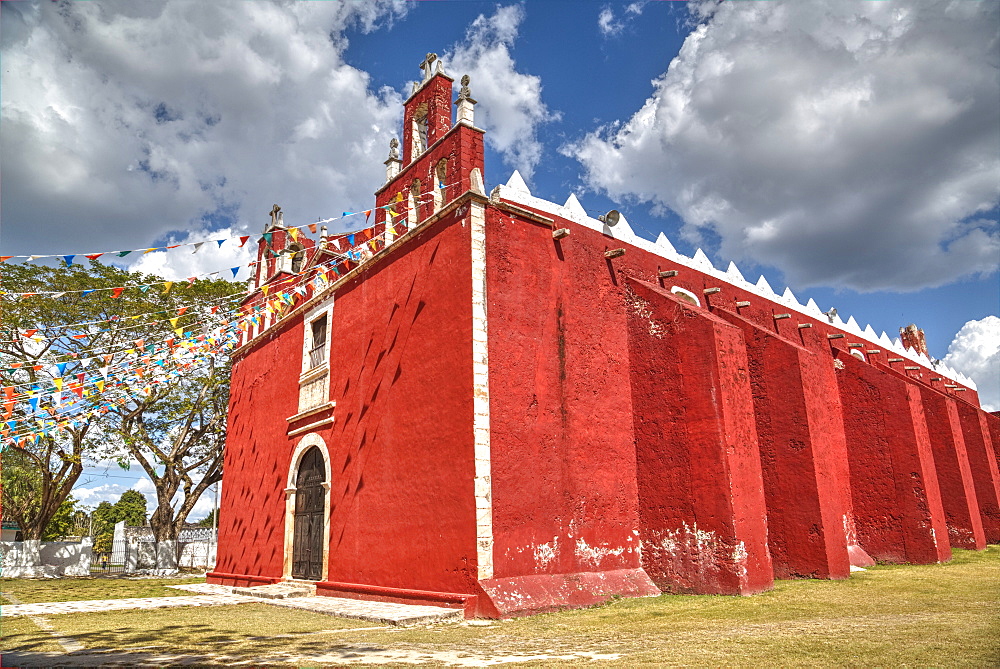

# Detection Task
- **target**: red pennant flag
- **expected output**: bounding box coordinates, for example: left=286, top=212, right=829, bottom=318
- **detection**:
left=210, top=306, right=219, bottom=314
left=0, top=256, right=14, bottom=263
left=134, top=338, right=145, bottom=349
left=167, top=244, right=181, bottom=249
left=365, top=210, right=372, bottom=222
left=72, top=334, right=88, bottom=339
left=177, top=307, right=188, bottom=316
left=84, top=253, right=104, bottom=262
left=308, top=223, right=317, bottom=233
left=111, top=287, right=125, bottom=299
left=23, top=329, right=38, bottom=338
left=188, top=277, right=197, bottom=285
left=239, top=236, right=250, bottom=247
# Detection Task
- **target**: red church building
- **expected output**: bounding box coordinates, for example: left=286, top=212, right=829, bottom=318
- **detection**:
left=208, top=55, right=1000, bottom=618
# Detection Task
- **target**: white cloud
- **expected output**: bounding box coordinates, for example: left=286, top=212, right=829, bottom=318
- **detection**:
left=126, top=226, right=256, bottom=282
left=1, top=0, right=408, bottom=259
left=942, top=316, right=1000, bottom=412
left=567, top=0, right=1000, bottom=291
left=446, top=5, right=559, bottom=182
left=598, top=8, right=622, bottom=37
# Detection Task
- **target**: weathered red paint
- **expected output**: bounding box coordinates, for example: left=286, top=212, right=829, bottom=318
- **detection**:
left=920, top=388, right=987, bottom=549
left=955, top=402, right=1000, bottom=542
left=715, top=309, right=851, bottom=579
left=211, top=57, right=996, bottom=618
left=625, top=279, right=772, bottom=594
left=834, top=352, right=950, bottom=563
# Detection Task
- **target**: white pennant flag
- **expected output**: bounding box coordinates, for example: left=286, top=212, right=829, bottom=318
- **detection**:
left=193, top=242, right=204, bottom=254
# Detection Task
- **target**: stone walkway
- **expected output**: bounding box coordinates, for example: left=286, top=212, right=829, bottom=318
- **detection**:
left=1, top=593, right=254, bottom=618
left=3, top=583, right=462, bottom=626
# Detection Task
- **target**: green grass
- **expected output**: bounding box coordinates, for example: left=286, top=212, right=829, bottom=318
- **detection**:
left=2, top=548, right=998, bottom=666
left=0, top=575, right=206, bottom=603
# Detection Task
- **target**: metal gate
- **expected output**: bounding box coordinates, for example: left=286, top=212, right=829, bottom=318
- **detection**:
left=95, top=539, right=130, bottom=574
left=292, top=446, right=326, bottom=580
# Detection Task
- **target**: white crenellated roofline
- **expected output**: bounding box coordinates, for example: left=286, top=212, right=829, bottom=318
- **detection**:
left=492, top=171, right=976, bottom=392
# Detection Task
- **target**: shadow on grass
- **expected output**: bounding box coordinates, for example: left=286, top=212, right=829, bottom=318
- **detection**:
left=4, top=618, right=393, bottom=667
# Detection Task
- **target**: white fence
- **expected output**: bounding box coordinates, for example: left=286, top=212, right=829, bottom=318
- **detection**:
left=0, top=538, right=92, bottom=578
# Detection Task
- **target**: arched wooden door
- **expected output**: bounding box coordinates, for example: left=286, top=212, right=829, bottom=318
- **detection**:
left=292, top=446, right=325, bottom=580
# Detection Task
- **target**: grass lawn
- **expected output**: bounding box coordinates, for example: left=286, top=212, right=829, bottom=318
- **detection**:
left=2, top=547, right=998, bottom=666
left=0, top=575, right=206, bottom=604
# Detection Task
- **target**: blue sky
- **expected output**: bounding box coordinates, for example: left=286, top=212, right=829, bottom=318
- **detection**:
left=3, top=0, right=998, bottom=516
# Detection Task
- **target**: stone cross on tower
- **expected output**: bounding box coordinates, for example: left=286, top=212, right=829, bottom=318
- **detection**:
left=419, top=53, right=438, bottom=82
left=268, top=204, right=283, bottom=231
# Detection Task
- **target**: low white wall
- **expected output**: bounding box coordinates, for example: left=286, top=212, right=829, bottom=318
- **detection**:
left=0, top=538, right=92, bottom=577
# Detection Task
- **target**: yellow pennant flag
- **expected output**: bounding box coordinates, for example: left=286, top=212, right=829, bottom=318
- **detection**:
left=162, top=281, right=173, bottom=294
left=261, top=284, right=271, bottom=296
left=96, top=379, right=105, bottom=393
left=53, top=377, right=64, bottom=392
left=289, top=227, right=300, bottom=241
left=170, top=317, right=179, bottom=328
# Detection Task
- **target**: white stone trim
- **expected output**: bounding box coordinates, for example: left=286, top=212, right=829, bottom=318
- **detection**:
left=469, top=200, right=493, bottom=580
left=283, top=433, right=332, bottom=582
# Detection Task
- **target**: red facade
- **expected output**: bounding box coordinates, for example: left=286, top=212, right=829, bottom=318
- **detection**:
left=209, top=57, right=1000, bottom=617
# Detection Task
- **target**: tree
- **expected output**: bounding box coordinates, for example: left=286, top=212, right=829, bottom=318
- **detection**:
left=114, top=489, right=148, bottom=526
left=1, top=447, right=76, bottom=540
left=41, top=495, right=78, bottom=541
left=112, top=357, right=228, bottom=542
left=197, top=508, right=220, bottom=528
left=91, top=501, right=118, bottom=553
left=1, top=260, right=242, bottom=539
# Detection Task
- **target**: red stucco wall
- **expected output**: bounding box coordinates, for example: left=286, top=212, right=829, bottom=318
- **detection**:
left=955, top=402, right=1000, bottom=543
left=920, top=388, right=987, bottom=549
left=626, top=279, right=773, bottom=595
left=834, top=352, right=950, bottom=563
left=213, top=211, right=481, bottom=596
left=715, top=309, right=851, bottom=580
left=482, top=206, right=645, bottom=581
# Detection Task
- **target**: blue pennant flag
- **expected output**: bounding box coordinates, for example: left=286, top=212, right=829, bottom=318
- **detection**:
left=217, top=239, right=226, bottom=248
left=231, top=267, right=239, bottom=278
left=63, top=255, right=75, bottom=266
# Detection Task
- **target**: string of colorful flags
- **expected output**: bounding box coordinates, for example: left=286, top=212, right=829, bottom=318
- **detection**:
left=0, top=183, right=447, bottom=265
left=1, top=184, right=443, bottom=447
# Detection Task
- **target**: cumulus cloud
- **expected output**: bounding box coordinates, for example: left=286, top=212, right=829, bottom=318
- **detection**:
left=1, top=0, right=408, bottom=259
left=567, top=0, right=1000, bottom=291
left=446, top=5, right=559, bottom=181
left=127, top=226, right=256, bottom=282
left=942, top=316, right=1000, bottom=412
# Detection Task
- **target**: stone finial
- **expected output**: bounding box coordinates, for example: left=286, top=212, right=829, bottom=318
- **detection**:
left=455, top=74, right=477, bottom=126
left=384, top=137, right=402, bottom=182
left=457, top=75, right=474, bottom=101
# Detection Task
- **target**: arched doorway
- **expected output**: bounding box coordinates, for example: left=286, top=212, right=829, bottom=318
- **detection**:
left=292, top=446, right=326, bottom=580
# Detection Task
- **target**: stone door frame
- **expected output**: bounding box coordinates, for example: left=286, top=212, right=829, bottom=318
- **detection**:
left=283, top=433, right=331, bottom=582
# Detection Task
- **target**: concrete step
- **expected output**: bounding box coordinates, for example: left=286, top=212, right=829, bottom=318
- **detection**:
left=232, top=582, right=315, bottom=599
left=266, top=595, right=464, bottom=626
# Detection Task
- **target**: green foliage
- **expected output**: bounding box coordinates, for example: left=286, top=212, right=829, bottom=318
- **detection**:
left=40, top=496, right=77, bottom=541
left=114, top=489, right=148, bottom=526
left=196, top=508, right=220, bottom=528
left=0, top=260, right=242, bottom=539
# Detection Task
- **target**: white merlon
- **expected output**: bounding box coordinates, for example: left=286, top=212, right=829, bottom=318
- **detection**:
left=562, top=193, right=588, bottom=220
left=505, top=170, right=530, bottom=194
left=755, top=275, right=776, bottom=297
left=655, top=232, right=678, bottom=256
left=781, top=287, right=800, bottom=308
left=805, top=298, right=823, bottom=317
left=692, top=248, right=714, bottom=272
left=879, top=331, right=893, bottom=348
left=726, top=260, right=747, bottom=284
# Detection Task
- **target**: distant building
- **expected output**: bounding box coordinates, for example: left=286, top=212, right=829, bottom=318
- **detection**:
left=209, top=55, right=1000, bottom=617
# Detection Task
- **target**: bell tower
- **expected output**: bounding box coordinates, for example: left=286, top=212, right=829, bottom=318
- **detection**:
left=374, top=53, right=485, bottom=230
